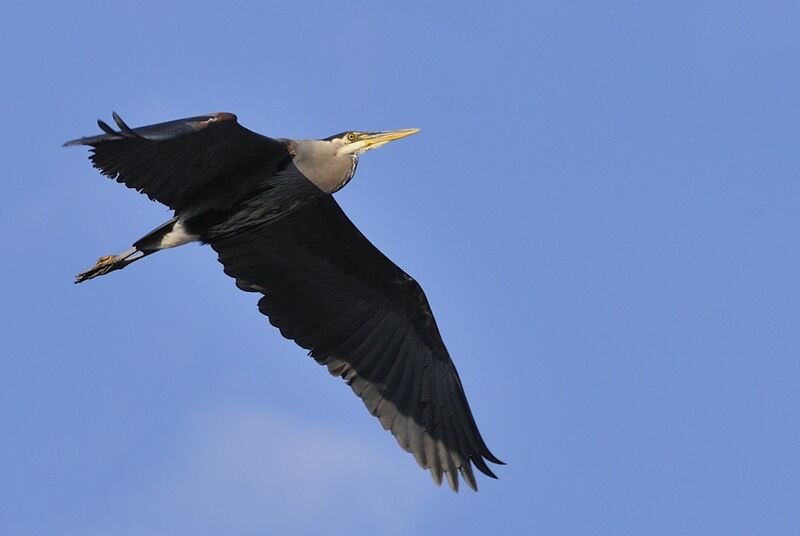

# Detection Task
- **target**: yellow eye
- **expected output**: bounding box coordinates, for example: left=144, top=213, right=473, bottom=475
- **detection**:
left=347, top=132, right=357, bottom=142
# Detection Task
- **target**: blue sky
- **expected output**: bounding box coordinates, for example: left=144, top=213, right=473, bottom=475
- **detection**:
left=1, top=1, right=799, bottom=534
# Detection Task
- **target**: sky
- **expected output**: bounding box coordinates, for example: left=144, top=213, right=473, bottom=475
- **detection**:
left=1, top=1, right=799, bottom=534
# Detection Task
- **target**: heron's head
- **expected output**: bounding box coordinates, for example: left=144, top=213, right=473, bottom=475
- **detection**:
left=326, top=129, right=420, bottom=157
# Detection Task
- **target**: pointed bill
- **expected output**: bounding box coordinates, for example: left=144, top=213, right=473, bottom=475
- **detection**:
left=359, top=128, right=420, bottom=150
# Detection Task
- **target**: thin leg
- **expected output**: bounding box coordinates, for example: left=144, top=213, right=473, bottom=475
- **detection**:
left=74, top=247, right=145, bottom=284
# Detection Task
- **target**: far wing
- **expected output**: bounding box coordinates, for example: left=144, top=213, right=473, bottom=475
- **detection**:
left=65, top=112, right=288, bottom=211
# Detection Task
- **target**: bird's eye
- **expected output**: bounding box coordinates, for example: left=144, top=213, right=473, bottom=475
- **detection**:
left=347, top=132, right=357, bottom=142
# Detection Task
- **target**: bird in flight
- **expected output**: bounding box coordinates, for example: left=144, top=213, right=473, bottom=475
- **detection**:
left=66, top=112, right=503, bottom=491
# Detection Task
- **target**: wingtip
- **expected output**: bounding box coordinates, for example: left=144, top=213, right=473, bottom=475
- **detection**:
left=486, top=453, right=506, bottom=466
left=459, top=464, right=478, bottom=492
left=63, top=136, right=95, bottom=147
left=445, top=469, right=459, bottom=492
left=471, top=455, right=499, bottom=479
left=430, top=467, right=444, bottom=487
left=480, top=441, right=505, bottom=466
left=112, top=111, right=134, bottom=134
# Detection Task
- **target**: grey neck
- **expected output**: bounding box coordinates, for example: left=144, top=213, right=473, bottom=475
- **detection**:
left=292, top=140, right=358, bottom=194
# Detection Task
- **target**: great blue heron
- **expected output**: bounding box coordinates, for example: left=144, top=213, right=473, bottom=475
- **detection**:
left=66, top=112, right=503, bottom=491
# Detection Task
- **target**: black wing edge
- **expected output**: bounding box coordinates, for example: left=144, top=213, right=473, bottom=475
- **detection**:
left=323, top=348, right=505, bottom=492
left=63, top=111, right=239, bottom=147
left=209, top=189, right=505, bottom=492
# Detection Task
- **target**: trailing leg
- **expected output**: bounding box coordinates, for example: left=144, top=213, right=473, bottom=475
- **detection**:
left=75, top=247, right=149, bottom=283
left=74, top=216, right=199, bottom=284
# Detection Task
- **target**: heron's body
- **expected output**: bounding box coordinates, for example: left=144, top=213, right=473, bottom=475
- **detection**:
left=67, top=112, right=502, bottom=491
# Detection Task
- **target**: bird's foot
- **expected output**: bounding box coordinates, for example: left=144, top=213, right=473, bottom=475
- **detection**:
left=75, top=254, right=117, bottom=284
left=74, top=248, right=143, bottom=284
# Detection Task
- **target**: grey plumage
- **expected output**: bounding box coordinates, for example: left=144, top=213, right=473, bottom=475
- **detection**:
left=291, top=139, right=359, bottom=194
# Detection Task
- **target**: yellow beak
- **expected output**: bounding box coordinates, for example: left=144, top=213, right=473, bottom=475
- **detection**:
left=359, top=128, right=420, bottom=149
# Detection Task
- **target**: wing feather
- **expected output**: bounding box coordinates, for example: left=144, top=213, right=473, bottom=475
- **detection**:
left=65, top=112, right=288, bottom=211
left=207, top=167, right=502, bottom=490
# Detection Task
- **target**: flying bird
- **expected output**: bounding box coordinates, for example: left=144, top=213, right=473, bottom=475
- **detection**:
left=66, top=112, right=503, bottom=491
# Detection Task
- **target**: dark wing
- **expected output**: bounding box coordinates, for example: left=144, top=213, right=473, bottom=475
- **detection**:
left=207, top=168, right=503, bottom=491
left=65, top=112, right=288, bottom=211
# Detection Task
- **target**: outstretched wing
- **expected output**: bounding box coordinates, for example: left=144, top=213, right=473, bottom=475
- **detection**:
left=65, top=112, right=288, bottom=211
left=207, top=167, right=503, bottom=491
